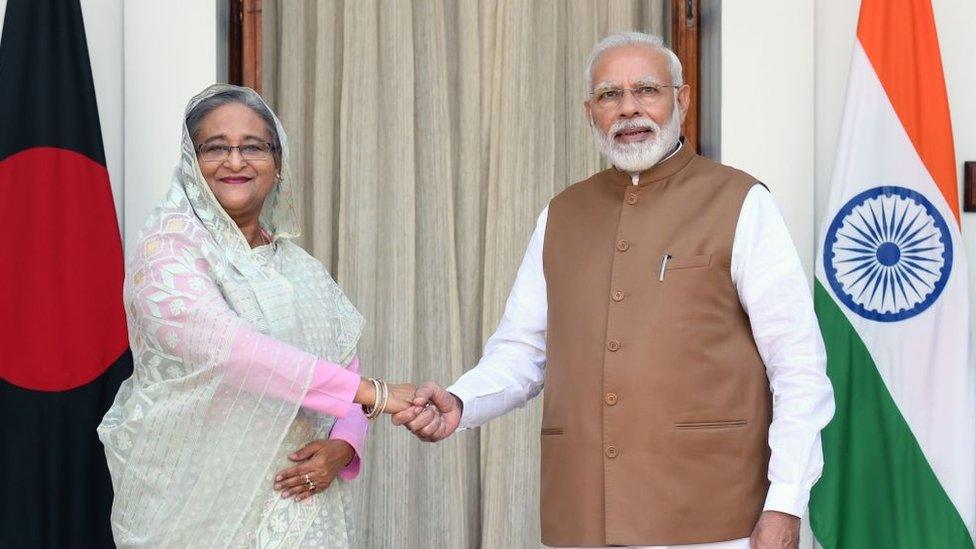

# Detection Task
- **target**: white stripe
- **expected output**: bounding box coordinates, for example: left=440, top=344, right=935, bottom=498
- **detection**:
left=815, top=42, right=976, bottom=538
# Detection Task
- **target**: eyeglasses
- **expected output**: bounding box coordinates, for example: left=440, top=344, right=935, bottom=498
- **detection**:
left=590, top=83, right=680, bottom=109
left=196, top=142, right=276, bottom=163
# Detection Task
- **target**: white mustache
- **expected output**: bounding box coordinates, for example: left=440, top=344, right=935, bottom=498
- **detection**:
left=610, top=118, right=659, bottom=138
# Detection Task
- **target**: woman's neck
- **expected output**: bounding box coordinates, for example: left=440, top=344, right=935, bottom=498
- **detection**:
left=236, top=218, right=265, bottom=248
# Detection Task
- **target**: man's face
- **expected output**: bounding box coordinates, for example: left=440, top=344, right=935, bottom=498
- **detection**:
left=585, top=44, right=691, bottom=172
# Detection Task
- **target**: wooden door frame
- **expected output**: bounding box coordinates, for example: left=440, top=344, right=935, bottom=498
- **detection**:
left=672, top=0, right=700, bottom=151
left=228, top=0, right=263, bottom=94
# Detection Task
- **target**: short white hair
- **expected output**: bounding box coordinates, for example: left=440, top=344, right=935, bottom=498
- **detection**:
left=585, top=32, right=684, bottom=91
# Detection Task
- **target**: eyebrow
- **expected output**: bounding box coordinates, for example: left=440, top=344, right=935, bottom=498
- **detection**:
left=593, top=75, right=664, bottom=92
left=593, top=80, right=620, bottom=92
left=199, top=134, right=268, bottom=145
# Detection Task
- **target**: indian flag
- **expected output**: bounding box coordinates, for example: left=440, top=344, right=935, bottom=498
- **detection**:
left=809, top=0, right=975, bottom=547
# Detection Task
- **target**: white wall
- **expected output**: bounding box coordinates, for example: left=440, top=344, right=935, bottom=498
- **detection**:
left=721, top=1, right=817, bottom=279
left=122, top=0, right=222, bottom=251
left=813, top=2, right=858, bottom=224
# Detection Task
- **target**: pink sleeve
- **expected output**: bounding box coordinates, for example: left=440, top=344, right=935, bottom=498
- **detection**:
left=293, top=353, right=361, bottom=418
left=217, top=319, right=360, bottom=419
left=135, top=235, right=361, bottom=419
left=316, top=356, right=369, bottom=480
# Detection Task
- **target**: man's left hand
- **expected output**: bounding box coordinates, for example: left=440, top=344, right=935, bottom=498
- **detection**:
left=750, top=510, right=800, bottom=548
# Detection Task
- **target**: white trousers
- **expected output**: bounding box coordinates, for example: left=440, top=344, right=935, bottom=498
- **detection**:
left=554, top=536, right=750, bottom=549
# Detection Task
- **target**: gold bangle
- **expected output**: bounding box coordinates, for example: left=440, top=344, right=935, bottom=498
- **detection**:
left=379, top=379, right=389, bottom=415
left=362, top=378, right=383, bottom=419
left=372, top=378, right=384, bottom=419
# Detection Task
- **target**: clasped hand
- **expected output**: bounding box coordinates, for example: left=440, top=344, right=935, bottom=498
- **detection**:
left=391, top=381, right=463, bottom=442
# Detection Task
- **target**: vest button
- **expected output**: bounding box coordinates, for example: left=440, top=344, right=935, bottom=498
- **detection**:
left=605, top=445, right=619, bottom=459
left=616, top=239, right=630, bottom=252
left=625, top=194, right=638, bottom=205
left=604, top=392, right=618, bottom=406
left=607, top=339, right=620, bottom=352
left=611, top=290, right=625, bottom=302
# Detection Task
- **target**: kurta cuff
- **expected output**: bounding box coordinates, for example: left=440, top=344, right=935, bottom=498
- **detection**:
left=763, top=482, right=808, bottom=518
left=445, top=383, right=493, bottom=431
left=303, top=359, right=361, bottom=418
left=328, top=420, right=366, bottom=480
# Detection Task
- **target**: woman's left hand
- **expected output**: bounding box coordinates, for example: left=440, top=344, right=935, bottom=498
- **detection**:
left=273, top=439, right=355, bottom=501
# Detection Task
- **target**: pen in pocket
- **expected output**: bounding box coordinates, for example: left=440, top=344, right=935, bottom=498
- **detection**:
left=659, top=253, right=671, bottom=282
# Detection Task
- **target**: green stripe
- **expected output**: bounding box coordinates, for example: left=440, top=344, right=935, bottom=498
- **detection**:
left=810, top=280, right=973, bottom=548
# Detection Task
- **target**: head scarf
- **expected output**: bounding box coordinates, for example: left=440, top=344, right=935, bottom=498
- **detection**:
left=98, top=84, right=363, bottom=547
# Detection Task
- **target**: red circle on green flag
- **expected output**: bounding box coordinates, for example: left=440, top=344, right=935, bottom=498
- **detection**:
left=0, top=147, right=128, bottom=391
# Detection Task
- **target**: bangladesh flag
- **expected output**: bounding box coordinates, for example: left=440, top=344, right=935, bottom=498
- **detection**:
left=0, top=0, right=131, bottom=546
left=810, top=0, right=974, bottom=547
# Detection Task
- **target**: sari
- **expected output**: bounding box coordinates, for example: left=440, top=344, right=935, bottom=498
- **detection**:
left=98, top=84, right=364, bottom=548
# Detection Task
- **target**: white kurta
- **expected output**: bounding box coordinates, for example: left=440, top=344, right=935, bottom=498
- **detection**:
left=449, top=181, right=835, bottom=548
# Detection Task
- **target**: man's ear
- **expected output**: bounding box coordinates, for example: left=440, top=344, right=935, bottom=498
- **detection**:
left=584, top=100, right=594, bottom=127
left=677, top=84, right=691, bottom=123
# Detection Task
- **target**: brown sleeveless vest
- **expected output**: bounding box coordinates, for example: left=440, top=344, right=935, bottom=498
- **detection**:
left=540, top=143, right=772, bottom=546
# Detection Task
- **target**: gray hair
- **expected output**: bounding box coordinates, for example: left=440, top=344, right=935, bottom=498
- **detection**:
left=185, top=88, right=282, bottom=166
left=585, top=32, right=684, bottom=92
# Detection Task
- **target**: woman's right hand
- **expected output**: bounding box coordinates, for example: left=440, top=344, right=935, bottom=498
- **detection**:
left=383, top=383, right=417, bottom=414
left=354, top=378, right=417, bottom=415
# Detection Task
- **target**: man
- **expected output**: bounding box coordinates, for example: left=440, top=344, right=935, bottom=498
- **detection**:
left=394, top=32, right=834, bottom=549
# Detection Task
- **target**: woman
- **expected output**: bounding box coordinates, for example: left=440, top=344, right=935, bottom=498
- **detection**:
left=98, top=84, right=413, bottom=547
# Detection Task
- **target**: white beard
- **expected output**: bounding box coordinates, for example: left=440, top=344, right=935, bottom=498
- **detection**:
left=591, top=99, right=682, bottom=173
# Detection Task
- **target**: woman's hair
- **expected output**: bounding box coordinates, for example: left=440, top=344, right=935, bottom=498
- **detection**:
left=185, top=88, right=282, bottom=167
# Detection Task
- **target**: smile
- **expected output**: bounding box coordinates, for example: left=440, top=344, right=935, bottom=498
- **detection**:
left=219, top=176, right=251, bottom=185
left=614, top=127, right=654, bottom=143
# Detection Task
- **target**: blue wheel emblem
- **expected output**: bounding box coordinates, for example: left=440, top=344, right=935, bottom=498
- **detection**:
left=823, top=186, right=952, bottom=322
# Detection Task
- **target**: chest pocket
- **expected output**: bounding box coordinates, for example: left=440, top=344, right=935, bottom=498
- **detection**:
left=654, top=253, right=728, bottom=327
left=664, top=253, right=712, bottom=273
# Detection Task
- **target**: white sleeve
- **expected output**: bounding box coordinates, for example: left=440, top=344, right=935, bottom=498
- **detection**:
left=448, top=207, right=549, bottom=429
left=731, top=185, right=835, bottom=518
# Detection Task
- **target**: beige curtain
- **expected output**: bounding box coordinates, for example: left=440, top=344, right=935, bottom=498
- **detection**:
left=263, top=2, right=666, bottom=547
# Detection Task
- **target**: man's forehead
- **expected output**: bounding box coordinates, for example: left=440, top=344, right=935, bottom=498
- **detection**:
left=591, top=45, right=669, bottom=84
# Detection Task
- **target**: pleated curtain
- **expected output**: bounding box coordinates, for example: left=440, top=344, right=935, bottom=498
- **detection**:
left=263, top=2, right=666, bottom=547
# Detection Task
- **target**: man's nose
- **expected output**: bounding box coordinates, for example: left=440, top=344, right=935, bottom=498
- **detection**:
left=616, top=89, right=642, bottom=118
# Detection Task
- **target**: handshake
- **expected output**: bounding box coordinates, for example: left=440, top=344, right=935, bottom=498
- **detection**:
left=390, top=382, right=464, bottom=442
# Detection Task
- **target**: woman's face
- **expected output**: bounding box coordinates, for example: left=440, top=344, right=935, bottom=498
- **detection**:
left=193, top=103, right=278, bottom=225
